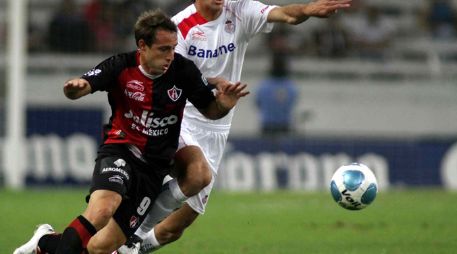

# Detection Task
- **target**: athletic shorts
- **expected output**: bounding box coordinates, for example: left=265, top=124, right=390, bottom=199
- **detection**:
left=176, top=120, right=229, bottom=214
left=89, top=151, right=168, bottom=237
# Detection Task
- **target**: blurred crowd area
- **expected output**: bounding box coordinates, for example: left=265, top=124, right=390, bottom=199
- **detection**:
left=0, top=0, right=190, bottom=53
left=0, top=0, right=455, bottom=57
left=267, top=0, right=457, bottom=63
left=0, top=0, right=457, bottom=83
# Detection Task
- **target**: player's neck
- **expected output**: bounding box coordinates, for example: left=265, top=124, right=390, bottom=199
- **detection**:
left=139, top=64, right=162, bottom=79
left=195, top=3, right=222, bottom=21
left=139, top=56, right=163, bottom=79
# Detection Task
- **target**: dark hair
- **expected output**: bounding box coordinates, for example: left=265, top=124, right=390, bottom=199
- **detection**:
left=134, top=9, right=177, bottom=47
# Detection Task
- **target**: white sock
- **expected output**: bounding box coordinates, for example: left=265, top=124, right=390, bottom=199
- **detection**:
left=134, top=226, right=150, bottom=240
left=135, top=178, right=187, bottom=235
left=141, top=228, right=162, bottom=252
left=149, top=228, right=161, bottom=247
left=168, top=177, right=187, bottom=202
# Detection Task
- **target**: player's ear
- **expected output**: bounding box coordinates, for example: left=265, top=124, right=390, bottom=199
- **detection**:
left=138, top=39, right=146, bottom=51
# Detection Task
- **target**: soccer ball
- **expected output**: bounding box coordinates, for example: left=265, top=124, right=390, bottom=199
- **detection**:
left=330, top=163, right=378, bottom=210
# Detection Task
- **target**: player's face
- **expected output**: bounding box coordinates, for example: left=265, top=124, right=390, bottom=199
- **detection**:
left=197, top=0, right=224, bottom=12
left=139, top=29, right=177, bottom=75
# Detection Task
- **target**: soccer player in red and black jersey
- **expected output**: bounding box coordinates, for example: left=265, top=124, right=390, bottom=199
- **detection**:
left=14, top=9, right=248, bottom=254
left=118, top=0, right=352, bottom=253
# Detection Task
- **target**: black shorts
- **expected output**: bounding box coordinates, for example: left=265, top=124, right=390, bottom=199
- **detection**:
left=89, top=151, right=168, bottom=237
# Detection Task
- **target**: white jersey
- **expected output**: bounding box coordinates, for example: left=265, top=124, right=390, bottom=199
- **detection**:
left=172, top=0, right=276, bottom=130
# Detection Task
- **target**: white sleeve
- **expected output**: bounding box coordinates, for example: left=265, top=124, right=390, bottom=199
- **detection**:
left=236, top=0, right=277, bottom=38
left=175, top=31, right=187, bottom=56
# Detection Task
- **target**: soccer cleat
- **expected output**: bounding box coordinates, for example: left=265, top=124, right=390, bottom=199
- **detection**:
left=14, top=224, right=55, bottom=254
left=117, top=234, right=143, bottom=254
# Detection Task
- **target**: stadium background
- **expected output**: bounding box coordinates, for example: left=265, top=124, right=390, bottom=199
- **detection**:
left=1, top=0, right=457, bottom=190
left=1, top=0, right=457, bottom=253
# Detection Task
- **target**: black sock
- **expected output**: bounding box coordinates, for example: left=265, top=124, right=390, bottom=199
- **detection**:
left=38, top=233, right=61, bottom=254
left=55, top=216, right=97, bottom=254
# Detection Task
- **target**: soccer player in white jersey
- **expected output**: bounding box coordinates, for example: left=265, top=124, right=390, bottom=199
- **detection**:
left=118, top=0, right=352, bottom=253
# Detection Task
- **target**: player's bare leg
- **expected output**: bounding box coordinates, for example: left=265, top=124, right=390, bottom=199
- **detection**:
left=52, top=190, right=122, bottom=254
left=133, top=146, right=211, bottom=236
left=87, top=218, right=126, bottom=254
left=118, top=146, right=211, bottom=253
left=154, top=203, right=199, bottom=244
left=82, top=190, right=123, bottom=230
left=174, top=145, right=213, bottom=197
left=146, top=146, right=211, bottom=246
left=15, top=187, right=123, bottom=254
left=124, top=204, right=199, bottom=253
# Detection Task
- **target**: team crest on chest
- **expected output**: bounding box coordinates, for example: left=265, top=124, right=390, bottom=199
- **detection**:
left=167, top=85, right=182, bottom=102
left=224, top=19, right=235, bottom=34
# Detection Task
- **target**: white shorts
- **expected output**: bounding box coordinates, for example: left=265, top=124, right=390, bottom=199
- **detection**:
left=175, top=120, right=229, bottom=214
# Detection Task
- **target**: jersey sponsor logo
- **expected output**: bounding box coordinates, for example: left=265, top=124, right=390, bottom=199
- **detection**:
left=224, top=19, right=235, bottom=34
left=126, top=80, right=144, bottom=91
left=102, top=167, right=130, bottom=180
left=139, top=128, right=169, bottom=137
left=109, top=129, right=126, bottom=138
left=167, top=85, right=182, bottom=102
left=124, top=110, right=179, bottom=128
left=108, top=175, right=124, bottom=185
left=83, top=68, right=102, bottom=77
left=114, top=159, right=126, bottom=167
left=130, top=215, right=139, bottom=228
left=188, top=43, right=236, bottom=59
left=125, top=89, right=146, bottom=102
left=124, top=110, right=178, bottom=137
left=191, top=30, right=207, bottom=41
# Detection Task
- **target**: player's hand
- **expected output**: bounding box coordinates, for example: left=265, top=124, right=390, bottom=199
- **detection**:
left=63, top=78, right=91, bottom=100
left=215, top=82, right=250, bottom=111
left=304, top=0, right=352, bottom=18
left=206, top=76, right=231, bottom=91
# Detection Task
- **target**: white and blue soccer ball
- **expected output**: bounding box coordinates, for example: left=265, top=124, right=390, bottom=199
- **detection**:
left=330, top=163, right=378, bottom=210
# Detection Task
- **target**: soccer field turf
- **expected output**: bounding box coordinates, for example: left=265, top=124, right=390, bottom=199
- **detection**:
left=1, top=188, right=456, bottom=254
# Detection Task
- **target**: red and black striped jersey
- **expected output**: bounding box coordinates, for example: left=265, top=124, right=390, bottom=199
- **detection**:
left=82, top=51, right=215, bottom=166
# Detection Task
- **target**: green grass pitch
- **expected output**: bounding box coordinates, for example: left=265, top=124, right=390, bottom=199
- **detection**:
left=1, top=188, right=456, bottom=254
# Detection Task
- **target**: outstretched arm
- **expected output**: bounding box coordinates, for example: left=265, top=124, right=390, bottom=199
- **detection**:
left=199, top=80, right=250, bottom=120
left=63, top=78, right=92, bottom=100
left=268, top=0, right=352, bottom=25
